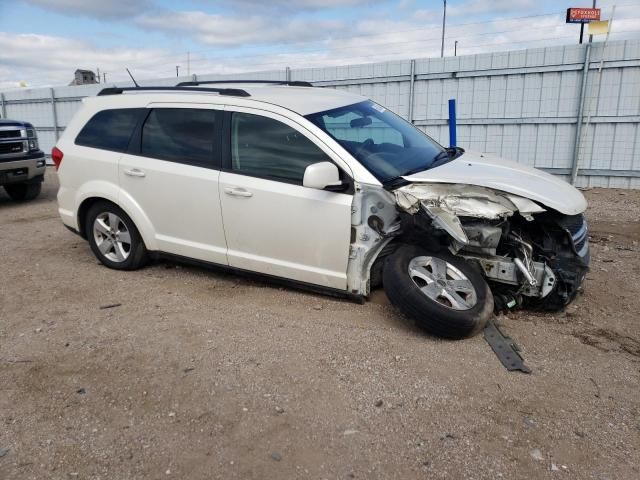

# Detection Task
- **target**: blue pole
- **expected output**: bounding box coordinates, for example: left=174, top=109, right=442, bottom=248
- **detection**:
left=448, top=98, right=457, bottom=147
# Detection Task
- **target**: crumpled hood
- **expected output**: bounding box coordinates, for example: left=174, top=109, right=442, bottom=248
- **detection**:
left=402, top=151, right=587, bottom=215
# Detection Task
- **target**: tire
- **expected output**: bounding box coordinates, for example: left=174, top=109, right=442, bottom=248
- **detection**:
left=4, top=182, right=41, bottom=201
left=383, top=244, right=494, bottom=339
left=85, top=201, right=148, bottom=270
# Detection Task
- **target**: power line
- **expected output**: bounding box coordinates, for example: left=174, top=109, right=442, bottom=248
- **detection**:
left=128, top=11, right=640, bottom=74
left=113, top=9, right=583, bottom=71
left=7, top=28, right=639, bottom=88
left=181, top=29, right=640, bottom=73
left=181, top=20, right=640, bottom=71
left=119, top=1, right=640, bottom=70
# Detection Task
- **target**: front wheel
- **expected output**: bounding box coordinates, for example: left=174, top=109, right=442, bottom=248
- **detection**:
left=4, top=182, right=41, bottom=201
left=383, top=245, right=494, bottom=339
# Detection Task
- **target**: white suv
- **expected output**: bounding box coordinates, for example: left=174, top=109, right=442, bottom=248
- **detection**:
left=54, top=81, right=589, bottom=338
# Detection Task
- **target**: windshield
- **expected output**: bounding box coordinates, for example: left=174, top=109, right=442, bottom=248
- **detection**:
left=306, top=100, right=450, bottom=185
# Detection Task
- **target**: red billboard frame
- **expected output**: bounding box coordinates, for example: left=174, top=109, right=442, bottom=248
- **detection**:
left=566, top=8, right=601, bottom=24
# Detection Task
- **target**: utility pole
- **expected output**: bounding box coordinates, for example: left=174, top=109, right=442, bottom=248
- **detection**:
left=440, top=0, right=447, bottom=58
left=589, top=0, right=597, bottom=43
left=176, top=65, right=180, bottom=77
left=103, top=72, right=107, bottom=83
left=97, top=67, right=101, bottom=83
left=454, top=40, right=458, bottom=56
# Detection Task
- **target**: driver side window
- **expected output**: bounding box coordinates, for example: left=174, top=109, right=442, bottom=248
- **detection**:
left=231, top=112, right=332, bottom=184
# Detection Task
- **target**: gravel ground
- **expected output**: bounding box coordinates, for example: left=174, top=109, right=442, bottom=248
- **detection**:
left=1, top=169, right=639, bottom=480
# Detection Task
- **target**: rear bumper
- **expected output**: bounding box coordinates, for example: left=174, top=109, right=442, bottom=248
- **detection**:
left=0, top=154, right=46, bottom=185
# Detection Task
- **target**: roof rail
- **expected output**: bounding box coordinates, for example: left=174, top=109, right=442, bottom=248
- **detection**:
left=175, top=80, right=314, bottom=88
left=97, top=86, right=251, bottom=97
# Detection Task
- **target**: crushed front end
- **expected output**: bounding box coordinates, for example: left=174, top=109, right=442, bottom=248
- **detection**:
left=394, top=183, right=590, bottom=312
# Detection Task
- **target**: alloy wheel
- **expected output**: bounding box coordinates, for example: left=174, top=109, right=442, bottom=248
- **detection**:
left=92, top=212, right=132, bottom=263
left=407, top=256, right=478, bottom=310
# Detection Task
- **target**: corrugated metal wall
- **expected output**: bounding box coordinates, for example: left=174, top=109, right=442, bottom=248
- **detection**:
left=2, top=40, right=639, bottom=188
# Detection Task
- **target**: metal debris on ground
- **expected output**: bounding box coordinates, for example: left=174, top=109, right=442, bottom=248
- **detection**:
left=484, top=319, right=531, bottom=373
left=99, top=303, right=122, bottom=310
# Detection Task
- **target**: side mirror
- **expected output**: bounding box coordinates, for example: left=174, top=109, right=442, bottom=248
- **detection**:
left=303, top=162, right=342, bottom=190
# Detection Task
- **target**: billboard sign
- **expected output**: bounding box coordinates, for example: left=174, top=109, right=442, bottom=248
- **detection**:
left=566, top=8, right=601, bottom=23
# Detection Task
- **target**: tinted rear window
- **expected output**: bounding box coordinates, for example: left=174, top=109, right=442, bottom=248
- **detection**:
left=141, top=108, right=216, bottom=167
left=75, top=108, right=144, bottom=152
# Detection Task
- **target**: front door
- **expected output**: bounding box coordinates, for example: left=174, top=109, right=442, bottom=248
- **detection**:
left=219, top=109, right=352, bottom=290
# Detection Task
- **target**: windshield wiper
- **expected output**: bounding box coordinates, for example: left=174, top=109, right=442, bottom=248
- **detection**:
left=431, top=150, right=449, bottom=164
left=382, top=165, right=429, bottom=189
left=431, top=146, right=464, bottom=167
left=383, top=165, right=430, bottom=188
left=382, top=147, right=465, bottom=189
left=402, top=165, right=433, bottom=177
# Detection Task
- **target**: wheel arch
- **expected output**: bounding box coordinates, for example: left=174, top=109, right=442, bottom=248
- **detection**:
left=382, top=243, right=494, bottom=338
left=77, top=194, right=157, bottom=251
left=367, top=237, right=402, bottom=290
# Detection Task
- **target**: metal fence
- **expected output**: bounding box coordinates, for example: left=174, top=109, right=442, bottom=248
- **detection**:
left=2, top=39, right=639, bottom=188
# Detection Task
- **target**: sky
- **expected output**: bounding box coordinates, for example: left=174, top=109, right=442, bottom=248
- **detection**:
left=0, top=0, right=638, bottom=89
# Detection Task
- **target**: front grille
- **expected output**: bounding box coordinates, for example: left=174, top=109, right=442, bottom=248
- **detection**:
left=0, top=130, right=22, bottom=139
left=558, top=214, right=588, bottom=257
left=0, top=142, right=24, bottom=155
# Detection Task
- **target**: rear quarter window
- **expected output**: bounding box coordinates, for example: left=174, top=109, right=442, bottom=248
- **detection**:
left=75, top=108, right=145, bottom=152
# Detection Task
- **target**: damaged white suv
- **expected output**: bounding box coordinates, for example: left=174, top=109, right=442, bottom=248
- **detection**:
left=55, top=81, right=589, bottom=338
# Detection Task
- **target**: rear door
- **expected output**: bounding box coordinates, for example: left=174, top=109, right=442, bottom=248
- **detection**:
left=119, top=104, right=228, bottom=264
left=218, top=107, right=353, bottom=289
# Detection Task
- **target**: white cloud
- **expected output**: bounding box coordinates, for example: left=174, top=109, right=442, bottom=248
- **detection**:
left=23, top=0, right=152, bottom=18
left=215, top=0, right=380, bottom=8
left=0, top=32, right=174, bottom=89
left=136, top=11, right=345, bottom=46
left=414, top=0, right=537, bottom=20
left=21, top=0, right=380, bottom=19
left=449, top=0, right=536, bottom=17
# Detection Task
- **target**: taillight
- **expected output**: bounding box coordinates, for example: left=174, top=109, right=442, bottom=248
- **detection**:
left=51, top=146, right=64, bottom=170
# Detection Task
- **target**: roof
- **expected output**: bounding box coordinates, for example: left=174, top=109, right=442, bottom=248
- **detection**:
left=234, top=85, right=367, bottom=115
left=96, top=84, right=368, bottom=116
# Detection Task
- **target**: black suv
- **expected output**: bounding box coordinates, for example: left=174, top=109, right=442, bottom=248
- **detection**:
left=0, top=119, right=46, bottom=201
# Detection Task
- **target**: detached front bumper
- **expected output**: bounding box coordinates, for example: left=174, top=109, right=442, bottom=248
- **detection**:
left=0, top=151, right=46, bottom=186
left=553, top=214, right=590, bottom=303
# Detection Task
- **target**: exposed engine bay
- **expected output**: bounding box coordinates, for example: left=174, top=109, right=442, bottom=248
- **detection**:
left=393, top=183, right=590, bottom=311
left=349, top=182, right=590, bottom=314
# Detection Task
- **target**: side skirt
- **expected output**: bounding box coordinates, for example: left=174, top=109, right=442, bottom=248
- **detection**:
left=153, top=252, right=365, bottom=304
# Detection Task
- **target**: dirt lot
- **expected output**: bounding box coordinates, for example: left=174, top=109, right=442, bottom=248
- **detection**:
left=1, top=169, right=639, bottom=480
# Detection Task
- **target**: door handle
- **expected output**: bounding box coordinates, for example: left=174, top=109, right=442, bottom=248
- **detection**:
left=224, top=187, right=253, bottom=198
left=124, top=168, right=146, bottom=178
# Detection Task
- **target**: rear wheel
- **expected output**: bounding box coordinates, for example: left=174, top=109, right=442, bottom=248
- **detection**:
left=4, top=182, right=41, bottom=201
left=383, top=245, right=494, bottom=339
left=86, top=201, right=148, bottom=270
